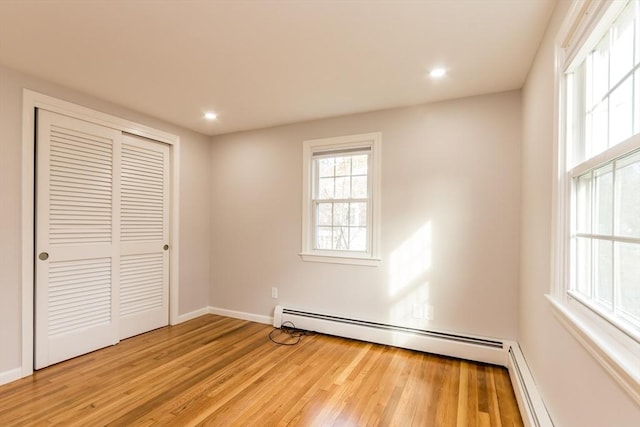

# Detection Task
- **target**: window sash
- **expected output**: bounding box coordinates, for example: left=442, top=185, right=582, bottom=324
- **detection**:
left=568, top=130, right=640, bottom=343
left=311, top=150, right=372, bottom=253
left=565, top=0, right=639, bottom=167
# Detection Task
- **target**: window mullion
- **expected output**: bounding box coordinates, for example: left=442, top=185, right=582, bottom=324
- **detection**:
left=590, top=170, right=595, bottom=299
left=611, top=158, right=618, bottom=318
left=313, top=197, right=368, bottom=203
left=330, top=202, right=335, bottom=249
left=367, top=152, right=373, bottom=253
left=587, top=63, right=640, bottom=116
left=574, top=233, right=640, bottom=244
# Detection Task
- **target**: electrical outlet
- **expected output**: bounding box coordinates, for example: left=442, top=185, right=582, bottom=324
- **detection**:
left=412, top=304, right=424, bottom=319
left=425, top=305, right=434, bottom=321
left=271, top=287, right=278, bottom=299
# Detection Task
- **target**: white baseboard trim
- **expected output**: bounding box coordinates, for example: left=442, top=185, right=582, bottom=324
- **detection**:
left=0, top=367, right=23, bottom=386
left=505, top=341, right=554, bottom=427
left=176, top=307, right=211, bottom=324
left=208, top=306, right=273, bottom=325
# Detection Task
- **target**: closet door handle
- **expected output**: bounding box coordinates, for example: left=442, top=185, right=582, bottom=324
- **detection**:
left=39, top=252, right=49, bottom=261
left=163, top=244, right=169, bottom=251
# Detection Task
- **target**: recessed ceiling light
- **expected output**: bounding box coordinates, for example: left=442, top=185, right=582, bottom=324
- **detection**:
left=204, top=112, right=217, bottom=120
left=429, top=68, right=447, bottom=78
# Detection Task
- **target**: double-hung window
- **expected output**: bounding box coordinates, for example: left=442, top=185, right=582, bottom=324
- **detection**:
left=554, top=0, right=640, bottom=402
left=301, top=132, right=381, bottom=266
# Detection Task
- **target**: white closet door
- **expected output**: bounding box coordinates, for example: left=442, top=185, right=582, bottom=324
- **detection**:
left=119, top=134, right=169, bottom=340
left=35, top=110, right=121, bottom=369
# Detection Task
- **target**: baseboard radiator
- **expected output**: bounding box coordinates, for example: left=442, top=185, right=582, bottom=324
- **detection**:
left=274, top=305, right=506, bottom=366
left=506, top=342, right=554, bottom=427
left=273, top=305, right=553, bottom=427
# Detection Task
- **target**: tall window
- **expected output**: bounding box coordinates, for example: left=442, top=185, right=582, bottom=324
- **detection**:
left=313, top=150, right=370, bottom=252
left=563, top=0, right=640, bottom=339
left=301, top=132, right=381, bottom=266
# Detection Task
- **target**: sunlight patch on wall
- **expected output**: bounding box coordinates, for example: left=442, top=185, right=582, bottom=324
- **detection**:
left=388, top=283, right=431, bottom=346
left=389, top=221, right=432, bottom=297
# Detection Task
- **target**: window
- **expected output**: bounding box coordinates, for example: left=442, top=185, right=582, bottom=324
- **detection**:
left=553, top=0, right=640, bottom=403
left=564, top=0, right=640, bottom=340
left=301, top=132, right=381, bottom=266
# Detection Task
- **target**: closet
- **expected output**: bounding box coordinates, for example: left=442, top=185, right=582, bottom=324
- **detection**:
left=34, top=110, right=170, bottom=369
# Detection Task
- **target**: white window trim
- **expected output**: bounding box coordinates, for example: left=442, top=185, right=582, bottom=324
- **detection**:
left=300, top=132, right=381, bottom=267
left=550, top=0, right=640, bottom=405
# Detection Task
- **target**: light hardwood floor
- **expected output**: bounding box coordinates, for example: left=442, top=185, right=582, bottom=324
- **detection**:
left=0, top=315, right=523, bottom=426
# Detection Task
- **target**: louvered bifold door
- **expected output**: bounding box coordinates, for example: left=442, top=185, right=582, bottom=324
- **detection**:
left=35, top=110, right=121, bottom=369
left=119, top=134, right=169, bottom=340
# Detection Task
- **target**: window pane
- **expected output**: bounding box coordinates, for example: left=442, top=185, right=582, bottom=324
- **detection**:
left=585, top=56, right=594, bottom=111
left=318, top=177, right=334, bottom=199
left=351, top=176, right=368, bottom=198
left=352, top=154, right=368, bottom=175
left=635, top=69, right=640, bottom=134
left=317, top=203, right=332, bottom=226
left=316, top=227, right=333, bottom=250
left=576, top=237, right=592, bottom=297
left=594, top=239, right=613, bottom=309
left=576, top=173, right=592, bottom=233
left=333, top=202, right=349, bottom=226
left=334, top=177, right=350, bottom=199
left=610, top=3, right=634, bottom=86
left=350, top=227, right=367, bottom=251
left=584, top=110, right=592, bottom=164
left=594, top=164, right=614, bottom=235
left=318, top=158, right=334, bottom=178
left=349, top=202, right=367, bottom=226
left=609, top=76, right=633, bottom=146
left=636, top=0, right=640, bottom=66
left=615, top=150, right=640, bottom=238
left=334, top=227, right=349, bottom=250
left=592, top=100, right=609, bottom=156
left=592, top=34, right=610, bottom=107
left=615, top=242, right=640, bottom=327
left=335, top=156, right=351, bottom=176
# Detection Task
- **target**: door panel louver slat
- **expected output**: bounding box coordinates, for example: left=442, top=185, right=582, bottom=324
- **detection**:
left=47, top=258, right=111, bottom=336
left=48, top=125, right=113, bottom=247
left=120, top=253, right=163, bottom=317
left=121, top=142, right=165, bottom=243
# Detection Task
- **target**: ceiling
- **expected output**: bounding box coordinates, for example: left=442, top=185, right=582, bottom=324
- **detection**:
left=0, top=0, right=556, bottom=136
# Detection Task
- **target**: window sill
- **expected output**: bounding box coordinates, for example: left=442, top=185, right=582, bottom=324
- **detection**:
left=299, top=253, right=380, bottom=267
left=546, top=294, right=640, bottom=405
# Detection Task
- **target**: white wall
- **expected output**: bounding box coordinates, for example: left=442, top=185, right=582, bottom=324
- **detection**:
left=210, top=91, right=522, bottom=340
left=520, top=1, right=640, bottom=426
left=0, top=64, right=211, bottom=376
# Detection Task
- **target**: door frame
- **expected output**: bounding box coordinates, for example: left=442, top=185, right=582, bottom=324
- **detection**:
left=21, top=89, right=181, bottom=377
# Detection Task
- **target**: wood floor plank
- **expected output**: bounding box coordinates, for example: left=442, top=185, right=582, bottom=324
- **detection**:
left=456, top=360, right=469, bottom=427
left=0, top=315, right=524, bottom=426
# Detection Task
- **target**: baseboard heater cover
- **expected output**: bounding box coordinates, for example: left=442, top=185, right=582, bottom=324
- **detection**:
left=273, top=305, right=507, bottom=366
left=506, top=342, right=554, bottom=427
